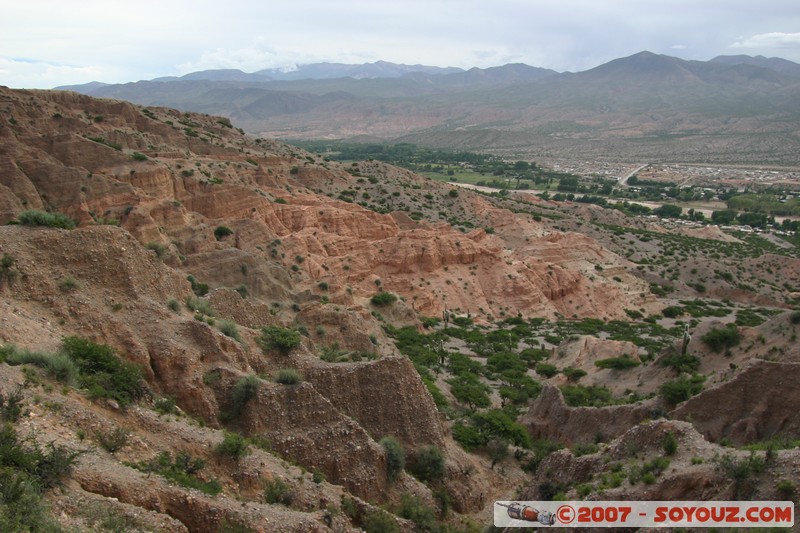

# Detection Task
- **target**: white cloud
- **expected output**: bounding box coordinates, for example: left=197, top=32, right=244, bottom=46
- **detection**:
left=0, top=57, right=107, bottom=89
left=730, top=32, right=800, bottom=49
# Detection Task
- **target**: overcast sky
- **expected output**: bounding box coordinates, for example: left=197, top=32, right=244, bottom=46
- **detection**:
left=3, top=0, right=800, bottom=89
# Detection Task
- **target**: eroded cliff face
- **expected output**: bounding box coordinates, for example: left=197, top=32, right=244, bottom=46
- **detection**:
left=0, top=86, right=645, bottom=322
left=3, top=87, right=583, bottom=529
left=1, top=86, right=717, bottom=530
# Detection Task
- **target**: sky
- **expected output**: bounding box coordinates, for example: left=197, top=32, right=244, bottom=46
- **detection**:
left=2, top=0, right=800, bottom=89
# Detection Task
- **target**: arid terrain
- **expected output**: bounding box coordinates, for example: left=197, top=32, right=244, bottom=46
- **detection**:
left=1, top=87, right=799, bottom=532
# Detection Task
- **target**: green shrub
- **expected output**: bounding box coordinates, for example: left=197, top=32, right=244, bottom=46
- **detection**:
left=370, top=291, right=398, bottom=306
left=561, top=384, right=613, bottom=407
left=380, top=436, right=405, bottom=483
left=3, top=346, right=54, bottom=368
left=660, top=353, right=700, bottom=373
left=130, top=451, right=221, bottom=496
left=0, top=386, right=25, bottom=422
left=45, top=353, right=80, bottom=386
left=0, top=466, right=61, bottom=532
left=776, top=479, right=795, bottom=497
left=214, top=225, right=234, bottom=240
left=264, top=477, right=294, bottom=505
left=470, top=409, right=532, bottom=448
left=790, top=310, right=800, bottom=325
left=409, top=445, right=444, bottom=482
left=0, top=254, right=16, bottom=285
left=701, top=325, right=740, bottom=353
left=228, top=375, right=260, bottom=417
left=275, top=368, right=301, bottom=385
left=663, top=432, right=678, bottom=456
left=6, top=426, right=82, bottom=488
left=217, top=319, right=241, bottom=342
left=61, top=336, right=145, bottom=406
left=234, top=284, right=248, bottom=299
left=17, top=209, right=76, bottom=229
left=58, top=276, right=79, bottom=292
left=145, top=242, right=166, bottom=258
left=397, top=493, right=437, bottom=532
left=715, top=451, right=765, bottom=498
left=363, top=510, right=400, bottom=533
left=131, top=152, right=148, bottom=161
left=167, top=299, right=181, bottom=312
left=535, top=362, right=558, bottom=378
left=562, top=367, right=587, bottom=382
left=660, top=374, right=705, bottom=405
left=94, top=427, right=130, bottom=453
left=185, top=296, right=213, bottom=316
left=186, top=275, right=209, bottom=296
left=258, top=326, right=301, bottom=354
left=153, top=396, right=176, bottom=415
left=572, top=442, right=599, bottom=457
left=216, top=431, right=250, bottom=460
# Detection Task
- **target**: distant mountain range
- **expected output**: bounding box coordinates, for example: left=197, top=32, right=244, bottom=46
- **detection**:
left=56, top=52, right=800, bottom=165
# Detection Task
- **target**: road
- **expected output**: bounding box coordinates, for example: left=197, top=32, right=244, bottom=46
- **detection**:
left=618, top=164, right=649, bottom=187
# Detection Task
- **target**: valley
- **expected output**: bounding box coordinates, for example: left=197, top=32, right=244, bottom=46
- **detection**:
left=0, top=83, right=798, bottom=533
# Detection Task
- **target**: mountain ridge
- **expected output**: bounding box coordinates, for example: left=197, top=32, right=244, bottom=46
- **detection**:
left=50, top=51, right=800, bottom=166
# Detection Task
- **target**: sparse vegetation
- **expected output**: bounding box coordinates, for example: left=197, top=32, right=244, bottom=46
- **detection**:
left=129, top=451, right=221, bottom=496
left=17, top=209, right=76, bottom=229
left=715, top=451, right=766, bottom=498
left=217, top=319, right=241, bottom=341
left=58, top=276, right=79, bottom=292
left=0, top=253, right=16, bottom=285
left=663, top=432, right=678, bottom=456
left=701, top=324, right=741, bottom=353
left=61, top=336, right=145, bottom=406
left=214, top=225, right=234, bottom=240
left=258, top=326, right=301, bottom=354
left=94, top=427, right=130, bottom=453
left=263, top=477, right=294, bottom=505
left=0, top=422, right=81, bottom=531
left=409, top=445, right=445, bottom=482
left=371, top=291, right=398, bottom=306
left=660, top=374, right=706, bottom=405
left=380, top=436, right=405, bottom=483
left=216, top=431, right=250, bottom=460
left=185, top=296, right=214, bottom=316
left=227, top=374, right=260, bottom=418
left=275, top=368, right=301, bottom=385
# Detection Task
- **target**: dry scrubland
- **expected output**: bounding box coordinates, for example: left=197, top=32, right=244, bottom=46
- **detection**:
left=0, top=87, right=798, bottom=532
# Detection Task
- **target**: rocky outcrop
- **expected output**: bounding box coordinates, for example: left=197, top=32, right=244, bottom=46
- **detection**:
left=673, top=360, right=800, bottom=445
left=230, top=379, right=390, bottom=500
left=304, top=357, right=445, bottom=449
left=520, top=385, right=657, bottom=445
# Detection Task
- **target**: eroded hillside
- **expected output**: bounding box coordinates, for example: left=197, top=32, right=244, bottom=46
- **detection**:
left=1, top=87, right=799, bottom=532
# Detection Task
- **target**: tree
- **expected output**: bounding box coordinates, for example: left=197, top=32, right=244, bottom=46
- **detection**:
left=447, top=374, right=490, bottom=410
left=701, top=325, right=740, bottom=353
left=557, top=176, right=579, bottom=192
left=737, top=212, right=768, bottom=228
left=711, top=210, right=737, bottom=225
left=654, top=204, right=682, bottom=218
